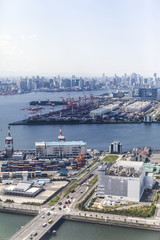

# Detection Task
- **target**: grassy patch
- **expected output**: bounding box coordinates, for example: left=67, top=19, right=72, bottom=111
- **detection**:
left=111, top=204, right=156, bottom=218
left=89, top=204, right=156, bottom=218
left=63, top=183, right=78, bottom=197
left=154, top=191, right=160, bottom=204
left=77, top=176, right=98, bottom=203
left=77, top=188, right=96, bottom=210
left=76, top=158, right=98, bottom=178
left=89, top=158, right=99, bottom=167
left=102, top=155, right=118, bottom=162
left=22, top=202, right=40, bottom=206
left=5, top=199, right=14, bottom=203
left=48, top=196, right=60, bottom=206
left=89, top=175, right=98, bottom=188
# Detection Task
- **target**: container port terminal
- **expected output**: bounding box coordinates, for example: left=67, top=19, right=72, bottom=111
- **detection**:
left=9, top=94, right=160, bottom=125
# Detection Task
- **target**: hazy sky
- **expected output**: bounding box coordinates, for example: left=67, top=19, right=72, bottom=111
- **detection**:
left=0, top=0, right=160, bottom=77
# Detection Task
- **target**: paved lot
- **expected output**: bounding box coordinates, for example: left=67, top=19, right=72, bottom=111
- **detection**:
left=0, top=181, right=68, bottom=204
left=150, top=152, right=160, bottom=164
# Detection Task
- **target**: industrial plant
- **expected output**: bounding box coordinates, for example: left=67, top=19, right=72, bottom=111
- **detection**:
left=9, top=96, right=160, bottom=125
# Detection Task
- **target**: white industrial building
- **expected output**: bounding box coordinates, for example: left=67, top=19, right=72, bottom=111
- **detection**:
left=3, top=182, right=43, bottom=197
left=125, top=101, right=151, bottom=113
left=98, top=161, right=155, bottom=202
left=90, top=103, right=120, bottom=118
left=35, top=141, right=87, bottom=157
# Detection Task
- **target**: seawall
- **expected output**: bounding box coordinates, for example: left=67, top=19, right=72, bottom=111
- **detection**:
left=0, top=205, right=38, bottom=216
left=64, top=214, right=160, bottom=232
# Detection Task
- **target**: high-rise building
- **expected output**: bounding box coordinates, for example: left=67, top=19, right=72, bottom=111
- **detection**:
left=62, top=79, right=72, bottom=88
left=144, top=115, right=152, bottom=123
left=20, top=78, right=28, bottom=92
left=154, top=73, right=157, bottom=78
left=109, top=140, right=122, bottom=154
left=139, top=88, right=157, bottom=100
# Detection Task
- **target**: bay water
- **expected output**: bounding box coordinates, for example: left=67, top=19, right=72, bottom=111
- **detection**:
left=0, top=91, right=160, bottom=239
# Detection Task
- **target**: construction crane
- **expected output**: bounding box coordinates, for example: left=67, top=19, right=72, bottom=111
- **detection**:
left=60, top=97, right=67, bottom=110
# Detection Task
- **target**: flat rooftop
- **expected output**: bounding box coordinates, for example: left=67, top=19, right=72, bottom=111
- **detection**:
left=116, top=160, right=144, bottom=170
left=0, top=181, right=68, bottom=204
left=46, top=141, right=86, bottom=146
left=150, top=152, right=160, bottom=164
left=99, top=161, right=144, bottom=178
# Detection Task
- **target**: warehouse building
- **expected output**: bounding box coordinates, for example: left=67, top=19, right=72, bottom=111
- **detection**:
left=3, top=182, right=43, bottom=197
left=98, top=161, right=155, bottom=202
left=90, top=103, right=120, bottom=118
left=35, top=126, right=87, bottom=158
left=125, top=101, right=151, bottom=113
left=35, top=141, right=87, bottom=158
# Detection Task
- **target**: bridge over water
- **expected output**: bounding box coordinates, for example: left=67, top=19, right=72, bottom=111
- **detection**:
left=9, top=211, right=63, bottom=240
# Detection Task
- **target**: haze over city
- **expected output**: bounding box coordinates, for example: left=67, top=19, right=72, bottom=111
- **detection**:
left=2, top=1, right=160, bottom=240
left=1, top=0, right=160, bottom=77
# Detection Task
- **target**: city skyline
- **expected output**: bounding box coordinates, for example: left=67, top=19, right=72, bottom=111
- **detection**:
left=1, top=0, right=160, bottom=77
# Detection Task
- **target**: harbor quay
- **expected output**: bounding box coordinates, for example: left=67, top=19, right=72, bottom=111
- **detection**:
left=9, top=97, right=160, bottom=126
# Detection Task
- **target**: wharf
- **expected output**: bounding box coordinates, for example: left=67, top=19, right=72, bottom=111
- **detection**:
left=9, top=119, right=139, bottom=125
left=30, top=100, right=63, bottom=106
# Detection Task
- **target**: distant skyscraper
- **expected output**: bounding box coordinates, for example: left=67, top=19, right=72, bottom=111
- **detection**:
left=72, top=75, right=76, bottom=80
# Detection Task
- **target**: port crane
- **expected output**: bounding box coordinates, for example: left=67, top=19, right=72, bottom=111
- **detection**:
left=20, top=106, right=44, bottom=119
